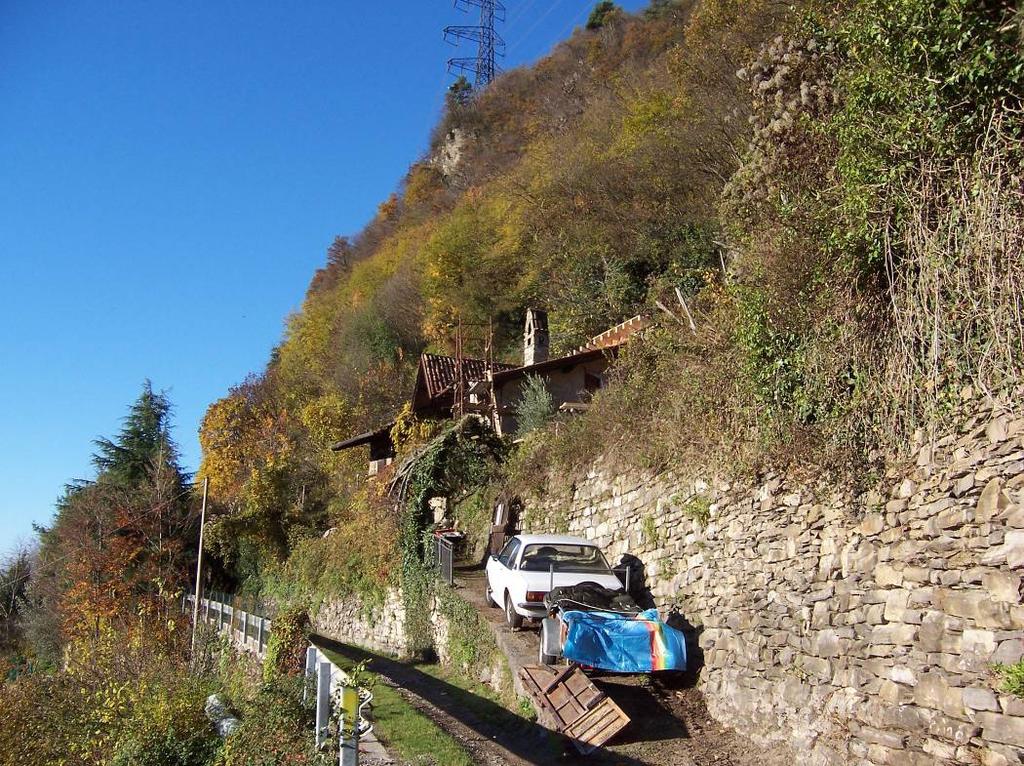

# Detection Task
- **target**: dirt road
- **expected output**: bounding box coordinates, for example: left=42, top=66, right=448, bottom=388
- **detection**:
left=455, top=567, right=794, bottom=766
left=313, top=567, right=794, bottom=765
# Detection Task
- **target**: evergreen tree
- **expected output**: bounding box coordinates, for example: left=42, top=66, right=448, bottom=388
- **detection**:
left=514, top=375, right=556, bottom=435
left=447, top=75, right=473, bottom=108
left=92, top=380, right=187, bottom=492
left=587, top=1, right=618, bottom=30
left=22, top=383, right=196, bottom=657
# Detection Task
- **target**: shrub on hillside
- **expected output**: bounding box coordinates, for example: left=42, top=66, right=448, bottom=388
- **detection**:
left=0, top=630, right=220, bottom=766
left=587, top=1, right=620, bottom=29
left=220, top=675, right=330, bottom=766
left=263, top=606, right=311, bottom=680
left=514, top=375, right=556, bottom=436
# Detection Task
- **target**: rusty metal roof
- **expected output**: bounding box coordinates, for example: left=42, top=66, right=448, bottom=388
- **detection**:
left=491, top=346, right=614, bottom=385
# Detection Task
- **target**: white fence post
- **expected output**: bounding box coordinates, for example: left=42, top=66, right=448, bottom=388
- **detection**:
left=303, top=646, right=317, bottom=702
left=316, top=659, right=332, bottom=748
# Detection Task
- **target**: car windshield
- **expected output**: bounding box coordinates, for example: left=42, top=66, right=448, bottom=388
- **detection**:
left=518, top=543, right=611, bottom=573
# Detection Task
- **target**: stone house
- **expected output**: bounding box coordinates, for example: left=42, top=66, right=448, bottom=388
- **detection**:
left=331, top=310, right=648, bottom=473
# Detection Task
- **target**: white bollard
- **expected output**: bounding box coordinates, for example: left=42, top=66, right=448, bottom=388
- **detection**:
left=303, top=646, right=317, bottom=702
left=315, top=660, right=331, bottom=747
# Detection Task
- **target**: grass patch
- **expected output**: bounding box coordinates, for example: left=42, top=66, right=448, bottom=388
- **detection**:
left=680, top=494, right=711, bottom=527
left=413, top=662, right=555, bottom=758
left=416, top=663, right=538, bottom=727
left=319, top=649, right=474, bottom=766
left=995, top=660, right=1024, bottom=698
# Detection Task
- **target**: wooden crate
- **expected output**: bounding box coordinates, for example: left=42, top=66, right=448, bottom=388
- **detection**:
left=518, top=663, right=630, bottom=755
left=564, top=698, right=631, bottom=755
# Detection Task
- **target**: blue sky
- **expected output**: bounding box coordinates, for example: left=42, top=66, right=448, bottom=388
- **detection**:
left=0, top=0, right=647, bottom=550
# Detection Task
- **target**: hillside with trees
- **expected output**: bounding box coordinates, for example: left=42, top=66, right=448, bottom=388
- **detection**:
left=197, top=0, right=1022, bottom=609
left=2, top=0, right=1022, bottom=763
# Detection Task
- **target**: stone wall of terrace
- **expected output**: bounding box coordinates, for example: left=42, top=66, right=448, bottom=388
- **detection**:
left=523, top=391, right=1024, bottom=765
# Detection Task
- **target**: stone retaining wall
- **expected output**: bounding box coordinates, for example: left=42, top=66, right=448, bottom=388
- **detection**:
left=522, top=393, right=1024, bottom=765
left=312, top=586, right=514, bottom=700
left=312, top=588, right=409, bottom=657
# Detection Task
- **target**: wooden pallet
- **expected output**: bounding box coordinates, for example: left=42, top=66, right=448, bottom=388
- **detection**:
left=518, top=663, right=630, bottom=755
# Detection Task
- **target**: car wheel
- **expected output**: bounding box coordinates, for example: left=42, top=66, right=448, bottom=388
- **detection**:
left=504, top=592, right=523, bottom=630
left=484, top=579, right=496, bottom=608
left=539, top=642, right=558, bottom=666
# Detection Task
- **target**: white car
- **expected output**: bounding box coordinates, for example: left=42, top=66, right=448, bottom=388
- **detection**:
left=484, top=534, right=623, bottom=628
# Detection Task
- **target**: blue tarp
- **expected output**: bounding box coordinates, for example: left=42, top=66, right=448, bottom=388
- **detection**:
left=560, top=608, right=687, bottom=673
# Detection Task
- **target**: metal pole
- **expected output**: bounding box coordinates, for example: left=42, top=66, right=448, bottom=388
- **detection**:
left=190, top=477, right=209, bottom=658
left=339, top=686, right=360, bottom=766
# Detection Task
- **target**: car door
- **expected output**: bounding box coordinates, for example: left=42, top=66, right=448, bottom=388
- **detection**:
left=487, top=537, right=520, bottom=601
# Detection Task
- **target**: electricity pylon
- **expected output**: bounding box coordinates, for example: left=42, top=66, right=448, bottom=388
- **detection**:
left=444, top=0, right=506, bottom=88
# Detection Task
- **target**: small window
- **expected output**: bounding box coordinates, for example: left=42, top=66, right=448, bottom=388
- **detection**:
left=498, top=538, right=521, bottom=567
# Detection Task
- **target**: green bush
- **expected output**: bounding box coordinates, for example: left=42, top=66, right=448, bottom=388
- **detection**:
left=681, top=495, right=711, bottom=527
left=825, top=0, right=1024, bottom=263
left=263, top=606, right=311, bottom=681
left=110, top=726, right=220, bottom=766
left=221, top=675, right=330, bottom=766
left=514, top=375, right=556, bottom=436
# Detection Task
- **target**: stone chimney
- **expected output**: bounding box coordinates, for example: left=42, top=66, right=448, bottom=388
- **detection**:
left=523, top=309, right=549, bottom=366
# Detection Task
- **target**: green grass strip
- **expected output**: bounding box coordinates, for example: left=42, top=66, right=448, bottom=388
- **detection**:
left=318, top=648, right=474, bottom=766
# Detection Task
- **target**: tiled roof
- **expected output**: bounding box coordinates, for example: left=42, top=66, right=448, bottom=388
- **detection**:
left=491, top=315, right=650, bottom=385
left=419, top=354, right=517, bottom=400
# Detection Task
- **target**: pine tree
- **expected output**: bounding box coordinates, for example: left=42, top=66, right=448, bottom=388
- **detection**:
left=447, top=75, right=473, bottom=108
left=22, top=382, right=197, bottom=652
left=92, top=380, right=186, bottom=492
left=515, top=375, right=556, bottom=435
left=586, top=1, right=618, bottom=30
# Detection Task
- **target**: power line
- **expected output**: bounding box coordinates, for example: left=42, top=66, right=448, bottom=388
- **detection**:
left=444, top=0, right=506, bottom=88
left=505, top=0, right=539, bottom=31
left=506, top=0, right=566, bottom=57
left=556, top=2, right=591, bottom=42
